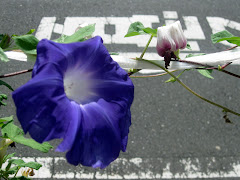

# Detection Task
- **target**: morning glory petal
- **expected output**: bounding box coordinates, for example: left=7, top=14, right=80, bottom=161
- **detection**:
left=12, top=36, right=134, bottom=168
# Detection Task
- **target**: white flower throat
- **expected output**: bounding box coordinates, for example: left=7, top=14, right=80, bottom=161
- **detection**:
left=63, top=69, right=97, bottom=104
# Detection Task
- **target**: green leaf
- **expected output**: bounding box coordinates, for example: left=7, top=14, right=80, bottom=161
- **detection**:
left=0, top=47, right=9, bottom=62
left=26, top=29, right=35, bottom=35
left=124, top=22, right=147, bottom=37
left=54, top=24, right=95, bottom=43
left=6, top=165, right=19, bottom=175
left=215, top=36, right=240, bottom=46
left=185, top=53, right=206, bottom=58
left=0, top=115, right=13, bottom=123
left=9, top=159, right=42, bottom=170
left=0, top=34, right=12, bottom=49
left=1, top=121, right=53, bottom=153
left=3, top=152, right=16, bottom=164
left=142, top=28, right=157, bottom=37
left=197, top=69, right=214, bottom=79
left=0, top=80, right=14, bottom=91
left=6, top=160, right=13, bottom=171
left=0, top=94, right=7, bottom=106
left=12, top=35, right=39, bottom=55
left=211, top=30, right=234, bottom=44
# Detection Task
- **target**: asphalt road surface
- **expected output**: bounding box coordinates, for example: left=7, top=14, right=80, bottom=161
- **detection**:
left=1, top=0, right=240, bottom=179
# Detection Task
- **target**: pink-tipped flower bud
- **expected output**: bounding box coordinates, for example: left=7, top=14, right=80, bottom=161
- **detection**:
left=156, top=21, right=187, bottom=68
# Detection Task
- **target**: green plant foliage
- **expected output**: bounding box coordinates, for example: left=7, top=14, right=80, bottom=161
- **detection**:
left=142, top=28, right=157, bottom=37
left=0, top=116, right=13, bottom=123
left=211, top=30, right=240, bottom=46
left=26, top=29, right=35, bottom=35
left=9, top=159, right=42, bottom=170
left=0, top=80, right=14, bottom=91
left=12, top=35, right=39, bottom=55
left=0, top=47, right=9, bottom=62
left=211, top=30, right=234, bottom=44
left=0, top=94, right=7, bottom=107
left=186, top=43, right=192, bottom=50
left=124, top=22, right=157, bottom=37
left=197, top=69, right=214, bottom=79
left=0, top=34, right=12, bottom=49
left=2, top=153, right=16, bottom=164
left=1, top=121, right=53, bottom=153
left=165, top=70, right=186, bottom=83
left=54, top=24, right=95, bottom=43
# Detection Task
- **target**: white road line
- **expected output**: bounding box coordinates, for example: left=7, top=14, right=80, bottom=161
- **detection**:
left=163, top=11, right=178, bottom=19
left=5, top=157, right=240, bottom=179
left=34, top=15, right=206, bottom=48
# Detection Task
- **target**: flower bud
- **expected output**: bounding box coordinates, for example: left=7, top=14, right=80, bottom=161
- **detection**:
left=156, top=21, right=187, bottom=68
left=0, top=138, right=13, bottom=161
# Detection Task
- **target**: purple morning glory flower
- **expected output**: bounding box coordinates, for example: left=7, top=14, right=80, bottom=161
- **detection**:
left=156, top=21, right=187, bottom=68
left=12, top=36, right=134, bottom=168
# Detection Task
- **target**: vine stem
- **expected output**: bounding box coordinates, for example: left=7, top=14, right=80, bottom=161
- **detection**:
left=13, top=167, right=20, bottom=177
left=0, top=69, right=33, bottom=78
left=140, top=35, right=153, bottom=59
left=142, top=59, right=240, bottom=117
left=128, top=35, right=153, bottom=76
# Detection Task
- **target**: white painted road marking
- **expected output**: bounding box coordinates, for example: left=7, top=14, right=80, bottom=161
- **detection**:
left=5, top=157, right=240, bottom=179
left=35, top=13, right=208, bottom=50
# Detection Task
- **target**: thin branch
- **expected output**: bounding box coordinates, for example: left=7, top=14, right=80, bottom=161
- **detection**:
left=142, top=59, right=240, bottom=117
left=226, top=45, right=238, bottom=51
left=176, top=59, right=240, bottom=79
left=0, top=69, right=33, bottom=78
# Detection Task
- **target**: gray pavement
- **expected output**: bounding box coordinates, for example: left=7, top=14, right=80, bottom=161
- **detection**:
left=1, top=0, right=240, bottom=179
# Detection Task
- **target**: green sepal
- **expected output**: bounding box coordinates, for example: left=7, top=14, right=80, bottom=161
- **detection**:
left=197, top=69, right=214, bottom=79
left=0, top=47, right=9, bottom=62
left=12, top=35, right=39, bottom=55
left=1, top=121, right=53, bottom=153
left=128, top=69, right=139, bottom=73
left=186, top=43, right=192, bottom=50
left=54, top=24, right=95, bottom=43
left=0, top=80, right=14, bottom=91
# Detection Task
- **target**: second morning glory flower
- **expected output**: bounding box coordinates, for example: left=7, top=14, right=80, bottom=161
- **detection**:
left=12, top=36, right=134, bottom=168
left=156, top=21, right=187, bottom=68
